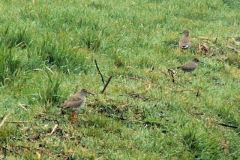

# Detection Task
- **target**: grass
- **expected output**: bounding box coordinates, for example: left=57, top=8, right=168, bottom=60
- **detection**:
left=0, top=0, right=240, bottom=159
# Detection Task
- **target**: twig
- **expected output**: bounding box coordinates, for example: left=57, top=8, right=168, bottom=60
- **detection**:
left=6, top=121, right=30, bottom=124
left=47, top=124, right=58, bottom=136
left=0, top=113, right=11, bottom=128
left=101, top=76, right=113, bottom=94
left=217, top=122, right=238, bottom=129
left=94, top=59, right=105, bottom=85
left=18, top=103, right=28, bottom=111
left=149, top=66, right=154, bottom=72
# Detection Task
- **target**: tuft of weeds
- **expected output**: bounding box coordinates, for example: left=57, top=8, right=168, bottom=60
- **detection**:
left=182, top=129, right=200, bottom=154
left=88, top=1, right=108, bottom=10
left=217, top=107, right=239, bottom=128
left=0, top=27, right=31, bottom=49
left=0, top=48, right=21, bottom=85
left=39, top=69, right=62, bottom=106
left=0, top=125, right=19, bottom=144
left=223, top=0, right=240, bottom=9
left=226, top=53, right=240, bottom=68
left=78, top=27, right=102, bottom=52
left=113, top=54, right=125, bottom=68
left=38, top=39, right=90, bottom=74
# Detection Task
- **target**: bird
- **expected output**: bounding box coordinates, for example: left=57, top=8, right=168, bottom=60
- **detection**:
left=177, top=58, right=200, bottom=72
left=179, top=30, right=190, bottom=49
left=61, top=89, right=93, bottom=123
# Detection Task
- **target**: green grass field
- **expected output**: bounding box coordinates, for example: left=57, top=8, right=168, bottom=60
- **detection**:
left=1, top=0, right=240, bottom=159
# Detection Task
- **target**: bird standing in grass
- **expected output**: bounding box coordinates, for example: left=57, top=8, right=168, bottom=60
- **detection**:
left=61, top=89, right=93, bottom=123
left=179, top=30, right=190, bottom=49
left=177, top=58, right=200, bottom=72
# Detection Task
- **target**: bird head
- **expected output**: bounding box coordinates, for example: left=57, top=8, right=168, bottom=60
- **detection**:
left=181, top=30, right=190, bottom=37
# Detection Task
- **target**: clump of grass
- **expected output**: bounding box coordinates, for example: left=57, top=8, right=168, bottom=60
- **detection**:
left=0, top=48, right=21, bottom=85
left=0, top=125, right=18, bottom=144
left=217, top=107, right=239, bottom=128
left=38, top=39, right=90, bottom=73
left=38, top=41, right=66, bottom=66
left=79, top=27, right=102, bottom=51
left=223, top=0, right=240, bottom=9
left=182, top=126, right=222, bottom=159
left=39, top=70, right=61, bottom=106
left=182, top=129, right=200, bottom=154
left=226, top=53, right=240, bottom=68
left=113, top=54, right=125, bottom=68
left=137, top=55, right=155, bottom=69
left=88, top=1, right=108, bottom=10
left=0, top=27, right=31, bottom=49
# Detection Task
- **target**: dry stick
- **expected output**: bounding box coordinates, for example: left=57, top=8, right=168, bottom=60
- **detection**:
left=101, top=76, right=113, bottom=94
left=217, top=122, right=238, bottom=129
left=47, top=124, right=58, bottom=136
left=18, top=103, right=28, bottom=111
left=0, top=113, right=10, bottom=128
left=94, top=59, right=105, bottom=85
left=6, top=121, right=30, bottom=124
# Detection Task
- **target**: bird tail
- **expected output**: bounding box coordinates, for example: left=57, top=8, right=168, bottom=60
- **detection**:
left=181, top=45, right=189, bottom=49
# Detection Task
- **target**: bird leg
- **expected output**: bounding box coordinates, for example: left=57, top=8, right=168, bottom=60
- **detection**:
left=70, top=111, right=78, bottom=123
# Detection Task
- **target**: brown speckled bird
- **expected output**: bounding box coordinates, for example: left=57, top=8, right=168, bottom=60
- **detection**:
left=61, top=89, right=93, bottom=123
left=177, top=58, right=200, bottom=72
left=179, top=30, right=190, bottom=49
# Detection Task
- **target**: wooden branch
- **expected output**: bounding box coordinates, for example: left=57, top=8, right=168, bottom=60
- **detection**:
left=217, top=122, right=238, bottom=129
left=94, top=59, right=105, bottom=85
left=101, top=76, right=113, bottom=94
left=0, top=113, right=11, bottom=128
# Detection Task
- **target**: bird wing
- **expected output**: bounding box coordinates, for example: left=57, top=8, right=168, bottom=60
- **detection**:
left=67, top=93, right=82, bottom=101
left=62, top=98, right=84, bottom=109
